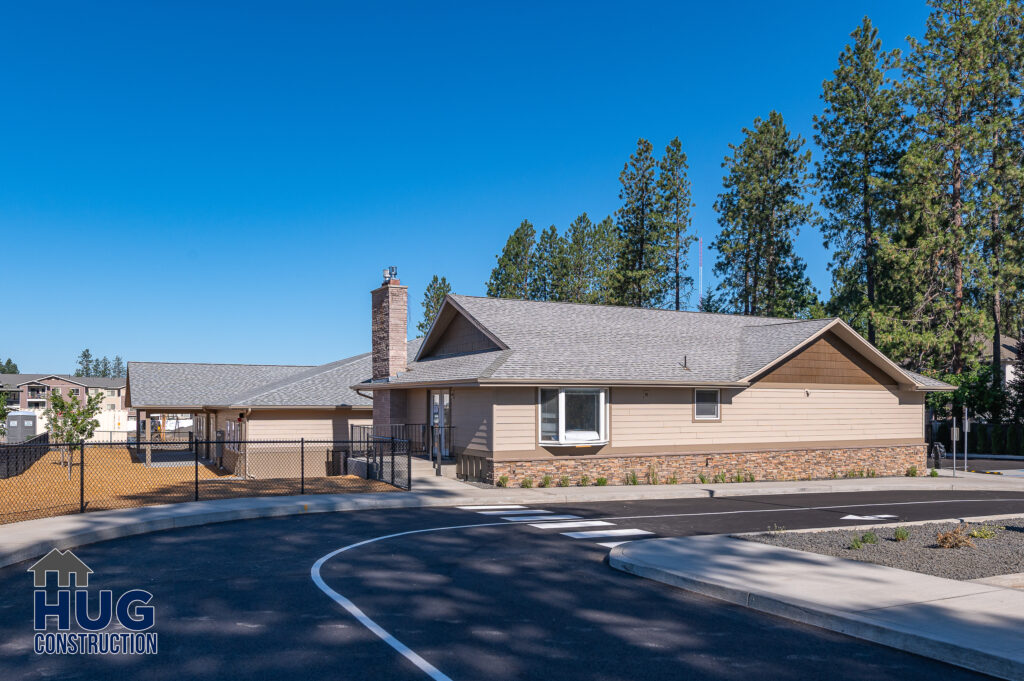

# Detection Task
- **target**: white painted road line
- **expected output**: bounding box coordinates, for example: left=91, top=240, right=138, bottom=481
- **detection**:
left=840, top=514, right=900, bottom=521
left=597, top=541, right=633, bottom=548
left=503, top=514, right=581, bottom=522
left=475, top=509, right=549, bottom=516
left=456, top=505, right=527, bottom=510
left=561, top=528, right=655, bottom=539
left=528, top=520, right=615, bottom=530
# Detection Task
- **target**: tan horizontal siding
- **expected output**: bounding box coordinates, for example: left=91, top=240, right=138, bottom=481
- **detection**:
left=452, top=387, right=491, bottom=452
left=492, top=387, right=536, bottom=452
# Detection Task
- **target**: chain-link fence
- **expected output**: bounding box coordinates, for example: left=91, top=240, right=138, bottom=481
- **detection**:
left=0, top=437, right=410, bottom=525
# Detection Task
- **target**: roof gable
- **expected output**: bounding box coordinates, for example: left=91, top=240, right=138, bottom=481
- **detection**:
left=753, top=331, right=896, bottom=387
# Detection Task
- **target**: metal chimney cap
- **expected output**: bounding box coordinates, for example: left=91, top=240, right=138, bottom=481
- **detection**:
left=382, top=266, right=398, bottom=283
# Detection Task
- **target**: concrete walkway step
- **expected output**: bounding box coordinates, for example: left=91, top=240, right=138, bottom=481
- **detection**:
left=610, top=534, right=1024, bottom=680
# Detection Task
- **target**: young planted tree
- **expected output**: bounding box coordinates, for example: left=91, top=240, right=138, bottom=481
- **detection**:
left=486, top=220, right=536, bottom=299
left=74, top=349, right=94, bottom=377
left=813, top=16, right=906, bottom=345
left=656, top=137, right=697, bottom=310
left=418, top=275, right=452, bottom=335
left=44, top=389, right=103, bottom=443
left=111, top=356, right=125, bottom=378
left=529, top=225, right=564, bottom=301
left=613, top=138, right=668, bottom=307
left=712, top=112, right=818, bottom=317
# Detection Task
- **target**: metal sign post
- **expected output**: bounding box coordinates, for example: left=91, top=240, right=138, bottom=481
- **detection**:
left=951, top=418, right=959, bottom=478
left=963, top=406, right=970, bottom=472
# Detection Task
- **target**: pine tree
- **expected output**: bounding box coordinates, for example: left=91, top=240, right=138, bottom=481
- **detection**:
left=656, top=137, right=696, bottom=310
left=529, top=225, right=564, bottom=301
left=75, top=349, right=94, bottom=377
left=696, top=286, right=727, bottom=313
left=98, top=357, right=112, bottom=378
left=977, top=0, right=1024, bottom=414
left=613, top=138, right=668, bottom=308
left=1008, top=327, right=1024, bottom=425
left=1, top=358, right=17, bottom=374
left=813, top=16, right=906, bottom=345
left=712, top=111, right=817, bottom=317
left=418, top=275, right=452, bottom=335
left=554, top=213, right=619, bottom=304
left=486, top=220, right=536, bottom=299
left=890, top=0, right=997, bottom=376
left=112, top=356, right=125, bottom=378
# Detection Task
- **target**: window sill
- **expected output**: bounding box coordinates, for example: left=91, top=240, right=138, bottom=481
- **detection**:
left=539, top=441, right=608, bottom=448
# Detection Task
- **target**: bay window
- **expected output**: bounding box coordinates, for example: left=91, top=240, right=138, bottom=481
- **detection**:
left=538, top=388, right=607, bottom=444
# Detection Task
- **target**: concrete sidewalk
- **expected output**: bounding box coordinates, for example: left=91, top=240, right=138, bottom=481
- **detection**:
left=2, top=470, right=1024, bottom=571
left=610, top=533, right=1024, bottom=680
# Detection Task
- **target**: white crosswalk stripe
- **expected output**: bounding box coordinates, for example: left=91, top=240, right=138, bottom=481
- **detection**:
left=597, top=541, right=633, bottom=548
left=457, top=505, right=528, bottom=510
left=475, top=509, right=550, bottom=516
left=528, top=520, right=614, bottom=530
left=560, top=528, right=654, bottom=539
left=503, top=514, right=581, bottom=522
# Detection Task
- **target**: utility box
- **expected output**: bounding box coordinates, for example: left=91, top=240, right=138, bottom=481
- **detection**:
left=5, top=411, right=37, bottom=444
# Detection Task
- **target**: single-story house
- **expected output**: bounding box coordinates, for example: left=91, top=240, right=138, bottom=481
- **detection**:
left=980, top=334, right=1021, bottom=387
left=356, top=274, right=954, bottom=484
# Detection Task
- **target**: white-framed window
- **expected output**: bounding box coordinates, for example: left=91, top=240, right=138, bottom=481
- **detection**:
left=69, top=388, right=80, bottom=397
left=538, top=387, right=607, bottom=445
left=694, top=388, right=720, bottom=420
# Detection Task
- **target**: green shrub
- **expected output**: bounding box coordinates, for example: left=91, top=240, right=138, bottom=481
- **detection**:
left=539, top=475, right=552, bottom=488
left=713, top=471, right=727, bottom=484
left=647, top=463, right=660, bottom=485
left=557, top=475, right=570, bottom=488
left=849, top=536, right=864, bottom=550
left=697, top=472, right=709, bottom=484
left=930, top=468, right=939, bottom=477
left=521, top=477, right=533, bottom=489
left=894, top=526, right=910, bottom=542
left=579, top=474, right=591, bottom=486
left=668, top=475, right=679, bottom=484
left=732, top=472, right=745, bottom=483
left=905, top=466, right=918, bottom=477
left=496, top=475, right=509, bottom=488
left=626, top=470, right=639, bottom=485
left=745, top=472, right=755, bottom=482
left=866, top=469, right=877, bottom=478
left=861, top=532, right=878, bottom=545
left=845, top=469, right=864, bottom=478
left=595, top=476, right=608, bottom=486
left=969, top=525, right=1000, bottom=539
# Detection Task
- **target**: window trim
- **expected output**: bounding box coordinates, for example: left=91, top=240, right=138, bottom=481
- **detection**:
left=693, top=388, right=721, bottom=421
left=537, top=387, right=608, bottom=446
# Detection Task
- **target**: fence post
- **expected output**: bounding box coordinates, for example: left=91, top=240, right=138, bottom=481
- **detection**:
left=407, top=439, right=412, bottom=490
left=194, top=445, right=199, bottom=502
left=390, top=438, right=395, bottom=485
left=189, top=431, right=194, bottom=454
left=300, top=438, right=305, bottom=495
left=79, top=442, right=85, bottom=514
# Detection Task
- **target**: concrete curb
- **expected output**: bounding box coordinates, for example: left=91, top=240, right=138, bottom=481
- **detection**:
left=732, top=513, right=1024, bottom=536
left=609, top=535, right=1023, bottom=680
left=3, top=473, right=1024, bottom=570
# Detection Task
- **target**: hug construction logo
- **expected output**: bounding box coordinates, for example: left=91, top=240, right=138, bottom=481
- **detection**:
left=28, top=548, right=158, bottom=655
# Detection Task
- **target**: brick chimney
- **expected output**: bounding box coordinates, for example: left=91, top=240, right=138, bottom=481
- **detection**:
left=371, top=267, right=407, bottom=427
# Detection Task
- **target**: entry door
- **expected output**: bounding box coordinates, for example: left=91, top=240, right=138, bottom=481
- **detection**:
left=430, top=390, right=451, bottom=460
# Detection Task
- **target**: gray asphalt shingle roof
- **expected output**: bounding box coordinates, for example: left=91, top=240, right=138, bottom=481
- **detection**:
left=127, top=339, right=424, bottom=408
left=382, top=295, right=952, bottom=389
left=0, top=374, right=126, bottom=390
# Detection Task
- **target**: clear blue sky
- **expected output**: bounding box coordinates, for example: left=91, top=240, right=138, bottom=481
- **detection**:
left=2, top=1, right=931, bottom=372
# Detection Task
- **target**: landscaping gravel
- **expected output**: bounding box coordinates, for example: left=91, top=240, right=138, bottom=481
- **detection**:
left=741, top=518, right=1024, bottom=580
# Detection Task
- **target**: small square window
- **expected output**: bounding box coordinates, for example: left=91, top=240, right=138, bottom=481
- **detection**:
left=694, top=389, right=720, bottom=420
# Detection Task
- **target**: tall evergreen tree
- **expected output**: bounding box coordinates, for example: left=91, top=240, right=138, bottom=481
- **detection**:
left=486, top=220, right=536, bottom=299
left=656, top=137, right=696, bottom=310
left=977, top=0, right=1024, bottom=412
left=696, top=286, right=727, bottom=313
left=75, top=349, right=94, bottom=377
left=529, top=225, right=564, bottom=301
left=555, top=213, right=619, bottom=304
left=613, top=138, right=668, bottom=307
left=111, top=356, right=125, bottom=379
left=418, top=275, right=452, bottom=335
left=813, top=16, right=906, bottom=345
left=712, top=112, right=818, bottom=317
left=1008, top=326, right=1024, bottom=425
left=1, top=358, right=16, bottom=374
left=97, top=356, right=112, bottom=378
left=891, top=0, right=998, bottom=376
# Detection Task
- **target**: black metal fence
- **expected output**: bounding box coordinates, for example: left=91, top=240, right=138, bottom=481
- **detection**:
left=350, top=424, right=454, bottom=461
left=0, top=437, right=410, bottom=525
